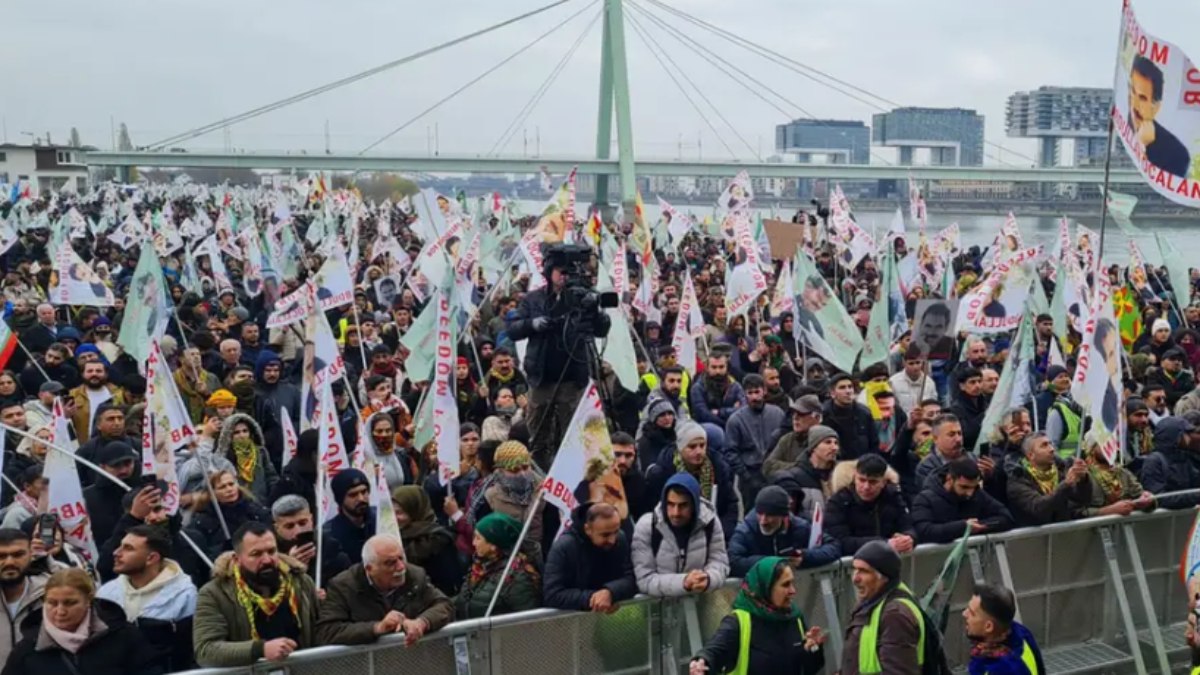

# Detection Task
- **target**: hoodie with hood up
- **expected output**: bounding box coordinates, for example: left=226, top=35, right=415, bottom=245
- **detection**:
left=631, top=473, right=729, bottom=597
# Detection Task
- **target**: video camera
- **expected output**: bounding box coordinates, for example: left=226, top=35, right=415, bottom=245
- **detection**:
left=542, top=243, right=619, bottom=312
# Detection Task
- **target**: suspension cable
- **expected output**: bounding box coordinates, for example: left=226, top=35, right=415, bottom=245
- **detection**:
left=625, top=11, right=757, bottom=160
left=628, top=1, right=895, bottom=166
left=145, top=0, right=577, bottom=150
left=358, top=0, right=599, bottom=155
left=641, top=0, right=1036, bottom=166
left=488, top=9, right=600, bottom=157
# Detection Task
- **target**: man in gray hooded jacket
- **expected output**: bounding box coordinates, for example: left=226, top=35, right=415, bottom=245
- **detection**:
left=631, top=472, right=729, bottom=597
left=725, top=374, right=786, bottom=507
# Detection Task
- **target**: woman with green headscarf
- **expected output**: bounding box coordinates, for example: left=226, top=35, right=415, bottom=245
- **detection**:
left=453, top=513, right=541, bottom=619
left=690, top=557, right=825, bottom=674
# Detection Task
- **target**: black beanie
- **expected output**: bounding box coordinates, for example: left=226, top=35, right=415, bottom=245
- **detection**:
left=854, top=540, right=901, bottom=581
left=331, top=469, right=369, bottom=505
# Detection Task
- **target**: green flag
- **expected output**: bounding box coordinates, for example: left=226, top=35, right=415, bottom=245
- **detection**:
left=399, top=297, right=439, bottom=382
left=860, top=241, right=896, bottom=368
left=1157, top=232, right=1193, bottom=308
left=920, top=523, right=972, bottom=633
left=412, top=388, right=435, bottom=451
left=974, top=308, right=1034, bottom=454
left=791, top=250, right=863, bottom=374
left=118, top=244, right=169, bottom=364
left=1028, top=275, right=1051, bottom=317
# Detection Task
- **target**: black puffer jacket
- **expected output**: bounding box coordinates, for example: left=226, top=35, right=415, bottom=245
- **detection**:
left=3, top=598, right=163, bottom=675
left=821, top=400, right=877, bottom=461
left=543, top=502, right=637, bottom=611
left=506, top=287, right=610, bottom=389
left=911, top=472, right=1014, bottom=545
left=824, top=484, right=916, bottom=551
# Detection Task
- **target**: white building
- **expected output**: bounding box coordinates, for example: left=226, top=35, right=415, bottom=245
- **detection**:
left=0, top=144, right=90, bottom=194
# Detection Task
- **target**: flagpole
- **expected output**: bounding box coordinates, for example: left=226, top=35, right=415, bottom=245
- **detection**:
left=14, top=338, right=51, bottom=384
left=315, top=464, right=325, bottom=588
left=350, top=303, right=371, bottom=372
left=483, top=491, right=543, bottom=618
left=3, top=422, right=214, bottom=568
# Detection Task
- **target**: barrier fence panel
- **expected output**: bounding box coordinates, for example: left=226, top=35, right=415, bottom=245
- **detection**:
left=175, top=509, right=1197, bottom=675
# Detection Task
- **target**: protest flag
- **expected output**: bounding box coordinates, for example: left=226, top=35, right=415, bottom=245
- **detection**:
left=921, top=523, right=972, bottom=633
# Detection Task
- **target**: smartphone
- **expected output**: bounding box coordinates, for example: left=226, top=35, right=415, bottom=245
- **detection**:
left=37, top=513, right=57, bottom=549
left=140, top=474, right=159, bottom=491
left=778, top=546, right=798, bottom=556
left=295, top=530, right=315, bottom=548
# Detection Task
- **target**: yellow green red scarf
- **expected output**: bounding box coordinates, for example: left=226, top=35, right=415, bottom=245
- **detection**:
left=233, top=562, right=301, bottom=640
left=1022, top=459, right=1059, bottom=495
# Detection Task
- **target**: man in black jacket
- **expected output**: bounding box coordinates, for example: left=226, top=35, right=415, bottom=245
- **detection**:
left=506, top=252, right=611, bottom=469
left=1140, top=416, right=1200, bottom=510
left=83, top=441, right=141, bottom=550
left=543, top=502, right=636, bottom=613
left=949, top=367, right=988, bottom=453
left=825, top=454, right=916, bottom=553
left=253, top=350, right=300, bottom=470
left=822, top=374, right=877, bottom=461
left=912, top=457, right=1014, bottom=544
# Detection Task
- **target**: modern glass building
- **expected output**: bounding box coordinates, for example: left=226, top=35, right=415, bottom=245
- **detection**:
left=871, top=107, right=985, bottom=166
left=774, top=119, right=871, bottom=165
left=1005, top=86, right=1117, bottom=167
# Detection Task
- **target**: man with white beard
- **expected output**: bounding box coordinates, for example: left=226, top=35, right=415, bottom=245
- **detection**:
left=316, top=534, right=454, bottom=647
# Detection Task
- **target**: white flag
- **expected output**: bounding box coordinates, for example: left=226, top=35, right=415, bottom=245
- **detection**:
left=433, top=288, right=461, bottom=486
left=1070, top=276, right=1123, bottom=465
left=540, top=382, right=615, bottom=521
left=50, top=247, right=115, bottom=306
left=281, top=406, right=299, bottom=471
left=142, top=340, right=192, bottom=514
left=807, top=500, right=824, bottom=548
left=45, top=400, right=97, bottom=563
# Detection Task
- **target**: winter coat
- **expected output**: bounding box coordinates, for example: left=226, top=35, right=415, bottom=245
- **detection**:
left=636, top=420, right=676, bottom=472
left=1147, top=367, right=1195, bottom=410
left=68, top=383, right=127, bottom=445
left=888, top=370, right=936, bottom=415
left=324, top=508, right=378, bottom=565
left=727, top=512, right=841, bottom=577
left=644, top=446, right=738, bottom=539
left=696, top=611, right=825, bottom=675
left=1081, top=466, right=1149, bottom=517
left=2, top=599, right=162, bottom=675
left=82, top=477, right=131, bottom=553
left=768, top=450, right=833, bottom=520
left=911, top=477, right=1014, bottom=544
left=949, top=393, right=989, bottom=453
left=822, top=399, right=878, bottom=461
left=454, top=555, right=541, bottom=619
left=840, top=584, right=922, bottom=675
left=251, top=374, right=302, bottom=469
left=185, top=497, right=272, bottom=561
left=1005, top=459, right=1092, bottom=526
left=966, top=621, right=1045, bottom=675
left=506, top=287, right=609, bottom=389
left=543, top=502, right=638, bottom=611
left=824, top=461, right=915, bottom=551
left=363, top=412, right=421, bottom=491
left=0, top=570, right=52, bottom=666
left=762, top=430, right=809, bottom=482
left=1139, top=446, right=1200, bottom=509
left=631, top=476, right=729, bottom=597
left=688, top=376, right=747, bottom=427
left=214, top=413, right=279, bottom=504
left=193, top=551, right=319, bottom=667
left=96, top=561, right=197, bottom=672
left=97, top=513, right=207, bottom=589
left=725, top=404, right=787, bottom=475
left=316, top=563, right=454, bottom=645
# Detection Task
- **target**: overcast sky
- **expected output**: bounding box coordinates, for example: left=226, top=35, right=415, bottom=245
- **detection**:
left=5, top=0, right=1197, bottom=166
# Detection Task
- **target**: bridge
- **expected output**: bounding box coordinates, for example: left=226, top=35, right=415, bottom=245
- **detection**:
left=90, top=0, right=1136, bottom=214
left=84, top=150, right=1145, bottom=184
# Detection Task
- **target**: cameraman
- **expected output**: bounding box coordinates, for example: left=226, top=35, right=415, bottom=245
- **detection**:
left=507, top=251, right=611, bottom=469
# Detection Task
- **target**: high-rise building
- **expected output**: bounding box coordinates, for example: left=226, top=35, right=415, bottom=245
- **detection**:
left=774, top=119, right=870, bottom=164
left=1005, top=86, right=1122, bottom=167
left=871, top=107, right=985, bottom=166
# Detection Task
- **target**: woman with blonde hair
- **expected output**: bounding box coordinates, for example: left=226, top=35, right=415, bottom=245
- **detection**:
left=3, top=568, right=161, bottom=675
left=184, top=469, right=271, bottom=561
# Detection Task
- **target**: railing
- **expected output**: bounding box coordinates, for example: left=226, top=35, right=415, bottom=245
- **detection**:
left=179, top=508, right=1196, bottom=675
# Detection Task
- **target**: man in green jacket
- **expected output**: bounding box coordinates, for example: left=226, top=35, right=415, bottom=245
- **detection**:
left=316, top=533, right=455, bottom=647
left=193, top=522, right=320, bottom=667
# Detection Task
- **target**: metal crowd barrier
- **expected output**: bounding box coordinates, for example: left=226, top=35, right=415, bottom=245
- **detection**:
left=178, top=508, right=1196, bottom=675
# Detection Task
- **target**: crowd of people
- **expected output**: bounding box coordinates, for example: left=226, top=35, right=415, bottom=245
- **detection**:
left=0, top=177, right=1193, bottom=674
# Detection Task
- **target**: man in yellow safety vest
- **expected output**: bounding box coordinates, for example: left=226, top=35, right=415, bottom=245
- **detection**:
left=963, top=583, right=1044, bottom=675
left=840, top=541, right=924, bottom=675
